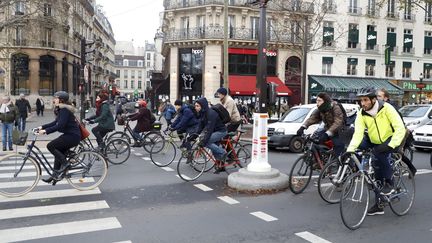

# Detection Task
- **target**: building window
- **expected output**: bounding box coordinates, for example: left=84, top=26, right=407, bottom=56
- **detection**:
left=138, top=71, right=142, bottom=78
left=124, top=70, right=128, bottom=78
left=44, top=3, right=52, bottom=16
left=116, top=70, right=120, bottom=77
left=228, top=15, right=235, bottom=38
left=15, top=26, right=24, bottom=45
left=197, top=15, right=206, bottom=38
left=424, top=63, right=432, bottom=79
left=385, top=62, right=395, bottom=77
left=123, top=59, right=128, bottom=66
left=387, top=27, right=396, bottom=51
left=387, top=0, right=396, bottom=17
left=404, top=0, right=412, bottom=20
left=146, top=53, right=151, bottom=60
left=403, top=29, right=413, bottom=53
left=146, top=71, right=151, bottom=78
left=181, top=17, right=189, bottom=39
left=366, top=25, right=377, bottom=50
left=402, top=62, right=412, bottom=78
left=39, top=55, right=55, bottom=96
left=15, top=1, right=24, bottom=15
left=367, top=0, right=377, bottom=16
left=348, top=24, right=359, bottom=48
left=322, top=57, right=332, bottom=74
left=251, top=17, right=259, bottom=40
left=229, top=53, right=276, bottom=76
left=138, top=80, right=142, bottom=89
left=131, top=80, right=134, bottom=89
left=131, top=70, right=135, bottom=79
left=43, top=28, right=53, bottom=47
left=323, top=22, right=334, bottom=47
left=124, top=80, right=128, bottom=89
left=426, top=2, right=432, bottom=23
left=11, top=53, right=30, bottom=95
left=348, top=0, right=359, bottom=14
left=365, top=59, right=376, bottom=76
left=347, top=58, right=358, bottom=75
left=425, top=31, right=432, bottom=54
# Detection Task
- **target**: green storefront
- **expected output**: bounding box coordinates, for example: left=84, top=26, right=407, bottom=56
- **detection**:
left=396, top=80, right=432, bottom=104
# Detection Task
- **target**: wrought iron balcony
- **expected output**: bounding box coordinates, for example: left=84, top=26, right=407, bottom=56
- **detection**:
left=366, top=7, right=379, bottom=18
left=13, top=39, right=27, bottom=46
left=41, top=40, right=55, bottom=48
left=322, top=3, right=336, bottom=14
left=403, top=13, right=415, bottom=22
left=348, top=6, right=362, bottom=15
left=386, top=12, right=399, bottom=20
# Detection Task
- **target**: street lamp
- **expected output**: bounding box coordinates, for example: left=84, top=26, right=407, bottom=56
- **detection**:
left=417, top=73, right=425, bottom=103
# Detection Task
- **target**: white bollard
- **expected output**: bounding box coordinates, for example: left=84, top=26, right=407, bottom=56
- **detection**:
left=247, top=112, right=271, bottom=172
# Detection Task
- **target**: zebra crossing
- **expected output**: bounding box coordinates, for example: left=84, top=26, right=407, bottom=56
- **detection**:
left=0, top=149, right=128, bottom=243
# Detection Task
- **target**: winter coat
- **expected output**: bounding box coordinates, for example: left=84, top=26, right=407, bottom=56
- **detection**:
left=15, top=98, right=31, bottom=118
left=36, top=98, right=45, bottom=110
left=196, top=98, right=226, bottom=145
left=302, top=101, right=345, bottom=136
left=171, top=105, right=199, bottom=133
left=88, top=102, right=115, bottom=130
left=220, top=95, right=241, bottom=123
left=163, top=104, right=176, bottom=121
left=128, top=107, right=152, bottom=132
left=347, top=101, right=406, bottom=152
left=0, top=103, right=19, bottom=124
left=42, top=104, right=80, bottom=138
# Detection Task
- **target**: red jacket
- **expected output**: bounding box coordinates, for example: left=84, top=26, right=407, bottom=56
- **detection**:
left=128, top=107, right=152, bottom=132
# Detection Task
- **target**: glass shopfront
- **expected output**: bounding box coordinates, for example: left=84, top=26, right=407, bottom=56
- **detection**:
left=178, top=48, right=203, bottom=102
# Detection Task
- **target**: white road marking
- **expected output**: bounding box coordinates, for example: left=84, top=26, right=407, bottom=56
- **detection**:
left=1, top=160, right=54, bottom=165
left=217, top=196, right=240, bottom=205
left=295, top=231, right=332, bottom=243
left=0, top=171, right=47, bottom=178
left=160, top=167, right=174, bottom=172
left=415, top=169, right=432, bottom=175
left=0, top=188, right=101, bottom=203
left=0, top=200, right=109, bottom=220
left=0, top=178, right=94, bottom=189
left=0, top=217, right=121, bottom=242
left=134, top=153, right=143, bottom=156
left=193, top=184, right=213, bottom=192
left=250, top=211, right=278, bottom=222
left=113, top=241, right=132, bottom=243
left=141, top=157, right=150, bottom=160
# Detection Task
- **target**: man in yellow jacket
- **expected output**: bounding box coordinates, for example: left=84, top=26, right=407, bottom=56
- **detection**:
left=345, top=87, right=406, bottom=216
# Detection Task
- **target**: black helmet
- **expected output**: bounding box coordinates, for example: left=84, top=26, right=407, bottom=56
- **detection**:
left=54, top=91, right=69, bottom=102
left=356, top=87, right=377, bottom=98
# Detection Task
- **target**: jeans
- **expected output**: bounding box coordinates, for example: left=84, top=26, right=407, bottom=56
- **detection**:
left=331, top=135, right=345, bottom=157
left=205, top=131, right=227, bottom=160
left=91, top=126, right=113, bottom=146
left=132, top=128, right=143, bottom=142
left=1, top=123, right=13, bottom=149
left=18, top=116, right=26, bottom=132
left=47, top=134, right=80, bottom=171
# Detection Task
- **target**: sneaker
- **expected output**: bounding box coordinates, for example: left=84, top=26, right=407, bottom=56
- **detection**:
left=8, top=147, right=13, bottom=151
left=380, top=183, right=395, bottom=196
left=367, top=204, right=384, bottom=216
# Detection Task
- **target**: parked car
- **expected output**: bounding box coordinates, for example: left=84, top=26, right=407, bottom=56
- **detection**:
left=399, top=104, right=432, bottom=130
left=268, top=103, right=359, bottom=153
left=412, top=120, right=432, bottom=151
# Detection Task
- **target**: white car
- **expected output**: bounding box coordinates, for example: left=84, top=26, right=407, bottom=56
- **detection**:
left=268, top=103, right=359, bottom=153
left=412, top=120, right=432, bottom=151
left=399, top=104, right=432, bottom=130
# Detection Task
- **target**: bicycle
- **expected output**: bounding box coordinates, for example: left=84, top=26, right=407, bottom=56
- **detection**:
left=340, top=149, right=415, bottom=230
left=176, top=132, right=251, bottom=181
left=107, top=117, right=164, bottom=153
left=0, top=128, right=108, bottom=197
left=288, top=133, right=335, bottom=194
left=76, top=121, right=131, bottom=165
left=150, top=130, right=195, bottom=167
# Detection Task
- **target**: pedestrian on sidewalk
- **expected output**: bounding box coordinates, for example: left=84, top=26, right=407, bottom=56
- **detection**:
left=0, top=96, right=19, bottom=151
left=15, top=93, right=31, bottom=132
left=36, top=97, right=45, bottom=116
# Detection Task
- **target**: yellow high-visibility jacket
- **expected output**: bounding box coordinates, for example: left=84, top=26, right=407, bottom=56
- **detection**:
left=347, top=101, right=405, bottom=152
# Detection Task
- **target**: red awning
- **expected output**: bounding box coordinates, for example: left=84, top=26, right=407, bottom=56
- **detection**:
left=228, top=75, right=292, bottom=96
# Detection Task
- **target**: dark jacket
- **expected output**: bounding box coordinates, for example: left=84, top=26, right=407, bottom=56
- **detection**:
left=0, top=103, right=19, bottom=124
left=171, top=105, right=198, bottom=133
left=128, top=107, right=152, bottom=132
left=196, top=98, right=226, bottom=145
left=36, top=98, right=45, bottom=110
left=42, top=104, right=80, bottom=138
left=88, top=102, right=115, bottom=130
left=302, top=101, right=345, bottom=136
left=15, top=98, right=31, bottom=117
left=163, top=104, right=176, bottom=121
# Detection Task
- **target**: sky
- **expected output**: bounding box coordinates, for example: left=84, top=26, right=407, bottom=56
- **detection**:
left=96, top=0, right=164, bottom=45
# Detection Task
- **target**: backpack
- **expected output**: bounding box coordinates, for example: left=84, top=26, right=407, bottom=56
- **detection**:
left=211, top=103, right=231, bottom=124
left=333, top=101, right=348, bottom=126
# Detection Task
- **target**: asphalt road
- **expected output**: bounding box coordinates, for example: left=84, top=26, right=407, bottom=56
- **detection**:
left=1, top=113, right=432, bottom=242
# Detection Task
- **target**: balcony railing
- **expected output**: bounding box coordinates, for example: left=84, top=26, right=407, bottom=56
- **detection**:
left=365, top=44, right=379, bottom=52
left=322, top=3, right=336, bottom=13
left=348, top=6, right=362, bottom=15
left=41, top=40, right=55, bottom=48
left=403, top=13, right=415, bottom=21
left=386, top=12, right=399, bottom=20
left=13, top=39, right=27, bottom=46
left=402, top=47, right=415, bottom=54
left=366, top=7, right=379, bottom=18
left=425, top=16, right=432, bottom=24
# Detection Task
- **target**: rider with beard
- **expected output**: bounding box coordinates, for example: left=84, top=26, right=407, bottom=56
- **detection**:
left=342, top=87, right=406, bottom=216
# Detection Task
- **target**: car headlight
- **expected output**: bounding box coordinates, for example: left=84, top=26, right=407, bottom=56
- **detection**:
left=406, top=120, right=421, bottom=127
left=274, top=128, right=285, bottom=135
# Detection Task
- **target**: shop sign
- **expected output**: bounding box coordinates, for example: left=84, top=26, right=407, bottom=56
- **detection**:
left=402, top=81, right=432, bottom=91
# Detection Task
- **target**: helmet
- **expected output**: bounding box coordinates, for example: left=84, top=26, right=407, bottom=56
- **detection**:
left=356, top=87, right=377, bottom=98
left=54, top=91, right=69, bottom=102
left=135, top=100, right=147, bottom=108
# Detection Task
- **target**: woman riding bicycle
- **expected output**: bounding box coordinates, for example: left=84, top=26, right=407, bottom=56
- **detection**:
left=37, top=91, right=81, bottom=183
left=128, top=100, right=153, bottom=147
left=85, top=92, right=115, bottom=150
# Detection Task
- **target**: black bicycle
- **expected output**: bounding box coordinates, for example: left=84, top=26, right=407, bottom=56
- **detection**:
left=0, top=128, right=108, bottom=197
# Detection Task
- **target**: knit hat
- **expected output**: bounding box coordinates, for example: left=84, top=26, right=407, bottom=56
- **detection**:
left=174, top=99, right=183, bottom=106
left=216, top=87, right=228, bottom=96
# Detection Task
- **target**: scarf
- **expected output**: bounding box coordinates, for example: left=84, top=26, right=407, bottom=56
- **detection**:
left=0, top=102, right=11, bottom=113
left=318, top=101, right=332, bottom=113
left=365, top=100, right=379, bottom=117
left=95, top=100, right=103, bottom=116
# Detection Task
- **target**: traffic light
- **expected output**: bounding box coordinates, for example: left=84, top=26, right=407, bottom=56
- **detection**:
left=267, top=82, right=277, bottom=105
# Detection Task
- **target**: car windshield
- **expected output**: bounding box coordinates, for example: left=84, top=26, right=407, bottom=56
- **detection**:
left=399, top=106, right=430, bottom=117
left=280, top=107, right=311, bottom=123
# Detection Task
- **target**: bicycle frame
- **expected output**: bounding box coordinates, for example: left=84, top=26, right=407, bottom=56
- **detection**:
left=303, top=135, right=334, bottom=170
left=18, top=135, right=56, bottom=178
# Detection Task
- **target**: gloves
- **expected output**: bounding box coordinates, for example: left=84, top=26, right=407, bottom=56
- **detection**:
left=374, top=144, right=393, bottom=154
left=296, top=126, right=306, bottom=136
left=340, top=151, right=355, bottom=163
left=319, top=133, right=329, bottom=143
left=88, top=120, right=95, bottom=124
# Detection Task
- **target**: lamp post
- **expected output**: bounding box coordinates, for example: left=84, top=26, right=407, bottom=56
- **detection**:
left=418, top=73, right=424, bottom=103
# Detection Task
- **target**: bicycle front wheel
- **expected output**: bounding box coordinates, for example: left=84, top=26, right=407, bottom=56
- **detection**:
left=318, top=159, right=353, bottom=204
left=143, top=132, right=164, bottom=153
left=235, top=145, right=251, bottom=168
left=151, top=141, right=176, bottom=167
left=340, top=172, right=369, bottom=230
left=104, top=139, right=131, bottom=165
left=176, top=148, right=207, bottom=181
left=0, top=153, right=40, bottom=197
left=389, top=162, right=415, bottom=216
left=288, top=155, right=313, bottom=194
left=107, top=131, right=131, bottom=144
left=66, top=151, right=108, bottom=190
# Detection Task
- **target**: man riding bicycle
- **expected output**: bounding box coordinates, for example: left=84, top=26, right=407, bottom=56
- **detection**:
left=343, top=87, right=406, bottom=216
left=169, top=99, right=199, bottom=150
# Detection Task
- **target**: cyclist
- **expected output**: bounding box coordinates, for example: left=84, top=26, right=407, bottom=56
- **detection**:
left=169, top=99, right=199, bottom=149
left=195, top=97, right=227, bottom=173
left=216, top=87, right=241, bottom=132
left=343, top=87, right=406, bottom=216
left=377, top=88, right=400, bottom=110
left=161, top=100, right=176, bottom=127
left=37, top=91, right=81, bottom=183
left=85, top=93, right=115, bottom=150
left=296, top=92, right=346, bottom=156
left=128, top=100, right=153, bottom=147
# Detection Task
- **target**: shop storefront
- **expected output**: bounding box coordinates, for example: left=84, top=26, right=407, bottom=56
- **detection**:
left=396, top=80, right=432, bottom=104
left=178, top=47, right=203, bottom=102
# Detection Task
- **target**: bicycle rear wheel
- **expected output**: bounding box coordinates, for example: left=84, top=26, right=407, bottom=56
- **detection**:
left=143, top=132, right=164, bottom=153
left=0, top=154, right=40, bottom=197
left=389, top=162, right=415, bottom=216
left=104, top=139, right=131, bottom=165
left=176, top=148, right=207, bottom=181
left=318, top=159, right=353, bottom=204
left=234, top=145, right=251, bottom=168
left=66, top=151, right=108, bottom=190
left=151, top=141, right=176, bottom=167
left=288, top=155, right=313, bottom=194
left=340, top=172, right=369, bottom=230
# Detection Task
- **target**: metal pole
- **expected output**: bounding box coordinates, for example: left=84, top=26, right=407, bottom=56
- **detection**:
left=256, top=0, right=268, bottom=113
left=80, top=38, right=86, bottom=121
left=301, top=17, right=308, bottom=104
left=223, top=0, right=229, bottom=89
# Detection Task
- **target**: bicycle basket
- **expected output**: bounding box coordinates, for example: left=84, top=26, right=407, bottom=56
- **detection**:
left=12, top=129, right=28, bottom=146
